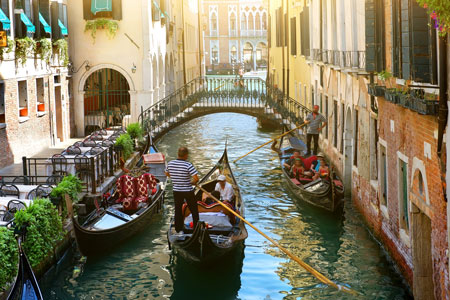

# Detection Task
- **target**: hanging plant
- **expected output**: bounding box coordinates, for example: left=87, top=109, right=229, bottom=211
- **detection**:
left=0, top=37, right=14, bottom=60
left=84, top=18, right=119, bottom=42
left=53, top=38, right=69, bottom=67
left=36, top=38, right=52, bottom=65
left=15, top=37, right=36, bottom=66
left=417, top=1, right=450, bottom=36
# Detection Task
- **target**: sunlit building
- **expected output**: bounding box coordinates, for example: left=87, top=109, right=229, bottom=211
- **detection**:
left=202, top=0, right=268, bottom=74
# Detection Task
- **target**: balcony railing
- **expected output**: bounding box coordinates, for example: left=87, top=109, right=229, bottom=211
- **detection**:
left=311, top=49, right=366, bottom=71
left=240, top=29, right=267, bottom=37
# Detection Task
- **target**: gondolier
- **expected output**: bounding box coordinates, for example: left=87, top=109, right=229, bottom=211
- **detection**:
left=304, top=105, right=327, bottom=156
left=165, top=147, right=199, bottom=234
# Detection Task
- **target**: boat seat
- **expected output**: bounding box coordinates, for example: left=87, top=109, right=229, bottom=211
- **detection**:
left=115, top=173, right=157, bottom=212
left=182, top=201, right=236, bottom=224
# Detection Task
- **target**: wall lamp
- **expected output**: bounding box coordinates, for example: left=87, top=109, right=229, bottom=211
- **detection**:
left=132, top=63, right=137, bottom=73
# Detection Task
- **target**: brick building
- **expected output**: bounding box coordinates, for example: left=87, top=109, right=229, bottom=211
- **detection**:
left=269, top=0, right=449, bottom=298
left=203, top=0, right=268, bottom=74
left=0, top=0, right=71, bottom=168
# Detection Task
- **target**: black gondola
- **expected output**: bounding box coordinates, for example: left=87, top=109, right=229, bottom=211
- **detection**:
left=6, top=241, right=43, bottom=300
left=275, top=127, right=345, bottom=212
left=72, top=138, right=167, bottom=256
left=167, top=148, right=248, bottom=263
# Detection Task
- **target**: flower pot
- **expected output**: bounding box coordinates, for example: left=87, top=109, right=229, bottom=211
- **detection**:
left=411, top=96, right=439, bottom=115
left=399, top=94, right=411, bottom=109
left=19, top=108, right=28, bottom=117
left=384, top=89, right=400, bottom=104
left=38, top=103, right=45, bottom=111
left=368, top=84, right=385, bottom=97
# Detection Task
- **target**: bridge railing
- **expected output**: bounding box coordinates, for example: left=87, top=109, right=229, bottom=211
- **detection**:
left=138, top=76, right=312, bottom=134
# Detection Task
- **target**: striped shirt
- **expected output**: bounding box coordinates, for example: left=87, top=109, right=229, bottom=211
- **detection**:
left=165, top=159, right=198, bottom=192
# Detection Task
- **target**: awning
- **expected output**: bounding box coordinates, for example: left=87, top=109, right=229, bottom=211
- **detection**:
left=39, top=12, right=51, bottom=34
left=0, top=8, right=10, bottom=30
left=91, top=0, right=112, bottom=15
left=20, top=13, right=35, bottom=33
left=153, top=1, right=164, bottom=18
left=58, top=19, right=68, bottom=35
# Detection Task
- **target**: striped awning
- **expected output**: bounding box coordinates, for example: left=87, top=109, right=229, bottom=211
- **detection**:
left=91, top=0, right=112, bottom=15
left=58, top=19, right=68, bottom=35
left=20, top=13, right=35, bottom=33
left=0, top=8, right=10, bottom=30
left=39, top=12, right=51, bottom=34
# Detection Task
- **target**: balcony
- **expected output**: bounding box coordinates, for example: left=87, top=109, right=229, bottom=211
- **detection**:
left=240, top=29, right=267, bottom=37
left=311, top=49, right=366, bottom=71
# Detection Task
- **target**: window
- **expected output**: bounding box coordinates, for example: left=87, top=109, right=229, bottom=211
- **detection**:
left=262, top=12, right=267, bottom=30
left=51, top=2, right=68, bottom=40
left=353, top=109, right=358, bottom=166
left=210, top=12, right=217, bottom=34
left=241, top=12, right=247, bottom=31
left=230, top=12, right=236, bottom=33
left=211, top=46, right=218, bottom=64
left=365, top=0, right=385, bottom=72
left=0, top=80, right=4, bottom=123
left=83, top=0, right=122, bottom=21
left=32, top=0, right=51, bottom=39
left=333, top=100, right=338, bottom=148
left=325, top=96, right=329, bottom=139
left=255, top=12, right=261, bottom=30
left=275, top=7, right=282, bottom=47
left=18, top=80, right=28, bottom=117
left=380, top=143, right=388, bottom=206
left=0, top=0, right=10, bottom=35
left=290, top=17, right=296, bottom=55
left=300, top=6, right=310, bottom=56
left=14, top=0, right=33, bottom=39
left=36, top=77, right=45, bottom=114
left=418, top=171, right=424, bottom=196
left=370, top=117, right=378, bottom=180
left=391, top=0, right=401, bottom=78
left=230, top=45, right=237, bottom=63
left=248, top=12, right=254, bottom=31
left=399, top=158, right=409, bottom=232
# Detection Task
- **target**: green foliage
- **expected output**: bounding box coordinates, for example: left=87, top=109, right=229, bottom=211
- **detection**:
left=0, top=37, right=14, bottom=60
left=377, top=70, right=392, bottom=82
left=15, top=37, right=36, bottom=66
left=14, top=199, right=64, bottom=268
left=0, top=228, right=18, bottom=291
left=53, top=38, right=69, bottom=67
left=50, top=174, right=83, bottom=203
left=36, top=38, right=52, bottom=64
left=115, top=133, right=134, bottom=160
left=126, top=122, right=143, bottom=140
left=84, top=18, right=119, bottom=42
left=417, top=0, right=450, bottom=36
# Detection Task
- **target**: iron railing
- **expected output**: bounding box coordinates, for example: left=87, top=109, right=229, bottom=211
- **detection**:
left=138, top=76, right=312, bottom=134
left=312, top=49, right=366, bottom=71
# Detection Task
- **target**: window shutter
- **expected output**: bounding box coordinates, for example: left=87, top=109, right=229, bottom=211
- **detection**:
left=112, top=0, right=122, bottom=20
left=391, top=0, right=401, bottom=77
left=83, top=0, right=94, bottom=20
left=401, top=0, right=411, bottom=79
left=365, top=0, right=376, bottom=72
left=32, top=0, right=40, bottom=37
left=51, top=1, right=60, bottom=39
left=410, top=1, right=433, bottom=83
left=290, top=17, right=296, bottom=55
left=300, top=7, right=310, bottom=57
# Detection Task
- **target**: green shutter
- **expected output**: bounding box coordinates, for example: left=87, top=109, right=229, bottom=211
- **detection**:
left=402, top=161, right=409, bottom=229
left=290, top=17, right=296, bottom=55
left=91, top=0, right=112, bottom=15
left=365, top=0, right=385, bottom=72
left=401, top=0, right=411, bottom=80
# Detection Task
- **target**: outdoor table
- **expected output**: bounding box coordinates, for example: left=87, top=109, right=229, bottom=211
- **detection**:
left=0, top=197, right=32, bottom=207
left=14, top=184, right=40, bottom=199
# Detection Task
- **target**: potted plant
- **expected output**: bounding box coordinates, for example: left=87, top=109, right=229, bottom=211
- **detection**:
left=15, top=37, right=36, bottom=66
left=50, top=174, right=83, bottom=206
left=53, top=39, right=69, bottom=67
left=84, top=18, right=119, bottom=42
left=114, top=133, right=134, bottom=160
left=368, top=70, right=392, bottom=97
left=36, top=38, right=52, bottom=64
left=411, top=92, right=439, bottom=115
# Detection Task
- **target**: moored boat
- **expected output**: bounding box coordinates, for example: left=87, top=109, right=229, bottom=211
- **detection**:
left=73, top=140, right=167, bottom=256
left=167, top=148, right=247, bottom=263
left=274, top=127, right=344, bottom=212
left=6, top=240, right=43, bottom=300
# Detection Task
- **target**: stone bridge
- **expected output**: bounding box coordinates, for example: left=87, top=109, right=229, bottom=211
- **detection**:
left=138, top=76, right=312, bottom=138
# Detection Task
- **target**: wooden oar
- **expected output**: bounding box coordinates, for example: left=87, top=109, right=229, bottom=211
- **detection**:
left=233, top=122, right=307, bottom=163
left=196, top=185, right=359, bottom=296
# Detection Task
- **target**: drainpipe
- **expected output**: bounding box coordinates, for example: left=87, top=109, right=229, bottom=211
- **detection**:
left=286, top=0, right=290, bottom=98
left=437, top=36, right=448, bottom=157
left=182, top=0, right=187, bottom=85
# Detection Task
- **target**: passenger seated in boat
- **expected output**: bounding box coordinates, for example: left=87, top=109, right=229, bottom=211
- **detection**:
left=215, top=175, right=235, bottom=203
left=312, top=155, right=330, bottom=181
left=202, top=190, right=221, bottom=205
left=290, top=158, right=306, bottom=179
left=283, top=151, right=302, bottom=171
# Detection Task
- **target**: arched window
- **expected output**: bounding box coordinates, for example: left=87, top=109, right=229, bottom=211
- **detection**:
left=230, top=12, right=236, bottom=32
left=230, top=45, right=237, bottom=62
left=241, top=13, right=247, bottom=30
left=262, top=12, right=267, bottom=30
left=211, top=46, right=219, bottom=64
left=418, top=171, right=424, bottom=195
left=255, top=12, right=261, bottom=30
left=210, top=12, right=217, bottom=33
left=248, top=12, right=254, bottom=30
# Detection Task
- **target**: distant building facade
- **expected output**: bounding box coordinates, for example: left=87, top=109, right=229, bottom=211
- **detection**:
left=0, top=0, right=71, bottom=168
left=203, top=0, right=268, bottom=74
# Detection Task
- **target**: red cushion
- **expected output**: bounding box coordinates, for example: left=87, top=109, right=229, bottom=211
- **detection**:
left=117, top=175, right=136, bottom=198
left=135, top=175, right=148, bottom=197
left=134, top=195, right=147, bottom=203
left=299, top=177, right=313, bottom=182
left=333, top=180, right=343, bottom=187
left=301, top=156, right=318, bottom=170
left=291, top=178, right=301, bottom=185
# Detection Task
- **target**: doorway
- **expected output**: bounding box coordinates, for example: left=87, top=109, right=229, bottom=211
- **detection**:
left=411, top=203, right=435, bottom=299
left=343, top=108, right=353, bottom=192
left=54, top=86, right=63, bottom=142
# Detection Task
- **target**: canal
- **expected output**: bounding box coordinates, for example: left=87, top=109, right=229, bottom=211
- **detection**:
left=41, top=113, right=411, bottom=299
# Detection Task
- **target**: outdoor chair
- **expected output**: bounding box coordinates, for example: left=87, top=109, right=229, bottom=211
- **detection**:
left=75, top=154, right=90, bottom=172
left=102, top=140, right=114, bottom=147
left=7, top=200, right=26, bottom=214
left=51, top=154, right=68, bottom=177
left=37, top=184, right=53, bottom=197
left=97, top=129, right=108, bottom=135
left=91, top=134, right=104, bottom=141
left=46, top=175, right=63, bottom=185
left=82, top=139, right=97, bottom=147
left=76, top=170, right=92, bottom=193
left=73, top=141, right=83, bottom=147
left=0, top=184, right=20, bottom=197
left=65, top=146, right=82, bottom=155
left=12, top=176, right=30, bottom=185
left=87, top=146, right=104, bottom=156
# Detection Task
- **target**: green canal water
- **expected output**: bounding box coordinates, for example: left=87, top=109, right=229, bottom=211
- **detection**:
left=41, top=113, right=412, bottom=299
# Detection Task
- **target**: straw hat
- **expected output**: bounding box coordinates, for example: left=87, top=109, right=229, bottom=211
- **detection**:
left=218, top=175, right=227, bottom=181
